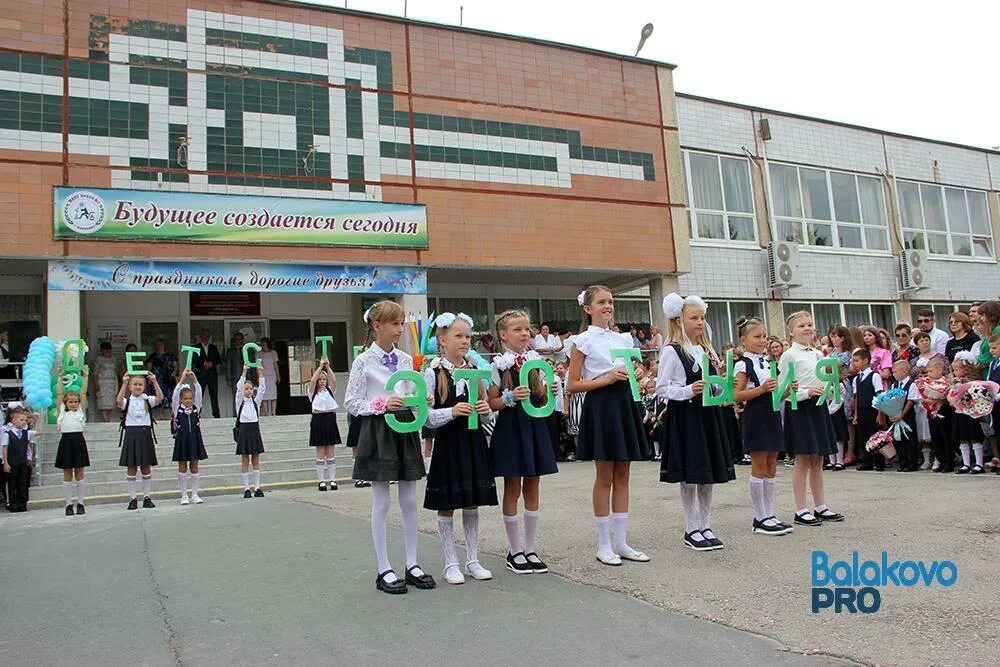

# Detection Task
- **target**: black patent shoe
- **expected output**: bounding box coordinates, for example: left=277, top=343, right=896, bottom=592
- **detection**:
left=505, top=552, right=533, bottom=574
left=956, top=466, right=970, bottom=475
left=375, top=570, right=407, bottom=595
left=65, top=505, right=74, bottom=516
left=525, top=552, right=548, bottom=573
left=127, top=498, right=138, bottom=511
left=814, top=508, right=844, bottom=522
left=76, top=504, right=85, bottom=515
left=970, top=465, right=984, bottom=475
left=794, top=512, right=823, bottom=526
left=254, top=488, right=264, bottom=498
left=683, top=531, right=715, bottom=551
left=318, top=482, right=328, bottom=492
left=752, top=518, right=793, bottom=536
left=405, top=565, right=436, bottom=589
left=330, top=481, right=338, bottom=490
left=142, top=497, right=156, bottom=509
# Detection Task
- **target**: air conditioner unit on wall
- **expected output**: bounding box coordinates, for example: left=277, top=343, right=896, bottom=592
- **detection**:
left=899, top=248, right=929, bottom=292
left=767, top=241, right=800, bottom=288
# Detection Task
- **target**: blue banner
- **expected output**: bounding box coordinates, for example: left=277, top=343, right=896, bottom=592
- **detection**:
left=48, top=260, right=425, bottom=294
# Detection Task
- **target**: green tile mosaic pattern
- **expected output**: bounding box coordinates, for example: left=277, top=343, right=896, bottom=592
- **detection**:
left=0, top=9, right=657, bottom=197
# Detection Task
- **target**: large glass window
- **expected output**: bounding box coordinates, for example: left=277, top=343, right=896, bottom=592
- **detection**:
left=540, top=299, right=580, bottom=334
left=437, top=298, right=489, bottom=333
left=614, top=299, right=652, bottom=328
left=898, top=181, right=994, bottom=258
left=705, top=300, right=766, bottom=348
left=782, top=302, right=896, bottom=332
left=769, top=163, right=889, bottom=251
left=908, top=303, right=973, bottom=327
left=684, top=151, right=757, bottom=243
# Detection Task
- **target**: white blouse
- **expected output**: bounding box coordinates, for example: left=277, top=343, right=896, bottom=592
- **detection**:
left=735, top=352, right=769, bottom=389
left=573, top=326, right=636, bottom=380
left=119, top=394, right=159, bottom=427
left=532, top=333, right=562, bottom=355
left=235, top=373, right=265, bottom=423
left=57, top=406, right=86, bottom=433
left=311, top=386, right=339, bottom=412
left=345, top=343, right=415, bottom=417
left=778, top=342, right=823, bottom=401
left=655, top=341, right=706, bottom=402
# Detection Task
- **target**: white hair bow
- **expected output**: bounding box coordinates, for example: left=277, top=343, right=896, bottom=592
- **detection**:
left=363, top=306, right=373, bottom=324
left=577, top=290, right=587, bottom=306
left=662, top=293, right=707, bottom=319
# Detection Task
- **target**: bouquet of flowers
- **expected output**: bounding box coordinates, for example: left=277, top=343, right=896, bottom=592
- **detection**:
left=872, top=387, right=912, bottom=441
left=865, top=429, right=897, bottom=462
left=947, top=380, right=999, bottom=419
left=915, top=377, right=950, bottom=419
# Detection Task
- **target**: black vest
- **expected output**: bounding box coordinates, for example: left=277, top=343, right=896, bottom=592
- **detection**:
left=4, top=428, right=29, bottom=465
left=856, top=372, right=877, bottom=413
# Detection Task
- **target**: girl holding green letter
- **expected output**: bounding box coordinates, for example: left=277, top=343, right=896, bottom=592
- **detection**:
left=569, top=285, right=650, bottom=566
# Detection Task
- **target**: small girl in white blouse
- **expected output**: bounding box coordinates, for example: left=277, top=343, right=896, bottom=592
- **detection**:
left=234, top=364, right=266, bottom=498
left=345, top=300, right=434, bottom=595
left=568, top=285, right=650, bottom=566
left=55, top=367, right=90, bottom=516
left=309, top=358, right=341, bottom=491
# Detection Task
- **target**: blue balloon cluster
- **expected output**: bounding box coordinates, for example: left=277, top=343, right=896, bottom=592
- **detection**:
left=22, top=336, right=57, bottom=410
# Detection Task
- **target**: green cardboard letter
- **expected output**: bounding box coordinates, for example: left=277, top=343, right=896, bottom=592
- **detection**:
left=125, top=351, right=146, bottom=375
left=316, top=335, right=334, bottom=361
left=701, top=349, right=734, bottom=406
left=454, top=368, right=493, bottom=430
left=610, top=347, right=642, bottom=401
left=61, top=339, right=85, bottom=372
left=384, top=369, right=428, bottom=433
left=771, top=360, right=797, bottom=412
left=352, top=345, right=365, bottom=361
left=180, top=345, right=199, bottom=371
left=519, top=359, right=555, bottom=418
left=815, top=358, right=842, bottom=406
left=242, top=342, right=262, bottom=368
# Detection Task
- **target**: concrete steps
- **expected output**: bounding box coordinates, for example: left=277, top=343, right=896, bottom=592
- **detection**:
left=26, top=414, right=357, bottom=507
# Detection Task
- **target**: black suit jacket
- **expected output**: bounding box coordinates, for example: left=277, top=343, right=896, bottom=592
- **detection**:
left=194, top=343, right=222, bottom=383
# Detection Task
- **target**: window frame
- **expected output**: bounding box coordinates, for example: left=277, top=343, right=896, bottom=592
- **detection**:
left=767, top=161, right=891, bottom=254
left=683, top=150, right=759, bottom=246
left=896, top=179, right=995, bottom=261
left=704, top=299, right=767, bottom=348
left=781, top=301, right=897, bottom=332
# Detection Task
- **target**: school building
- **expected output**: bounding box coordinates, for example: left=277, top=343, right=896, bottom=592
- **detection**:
left=1, top=0, right=999, bottom=410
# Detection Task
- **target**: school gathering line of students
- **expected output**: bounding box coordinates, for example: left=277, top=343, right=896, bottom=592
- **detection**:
left=5, top=294, right=1000, bottom=597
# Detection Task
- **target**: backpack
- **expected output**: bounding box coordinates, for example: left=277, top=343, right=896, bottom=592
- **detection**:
left=233, top=396, right=259, bottom=442
left=119, top=394, right=157, bottom=447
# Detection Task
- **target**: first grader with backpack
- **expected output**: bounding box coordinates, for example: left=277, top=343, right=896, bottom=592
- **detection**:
left=171, top=368, right=208, bottom=505
left=117, top=371, right=163, bottom=510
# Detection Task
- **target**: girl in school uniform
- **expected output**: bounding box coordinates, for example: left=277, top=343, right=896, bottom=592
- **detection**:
left=488, top=309, right=558, bottom=574
left=117, top=371, right=163, bottom=511
left=309, top=358, right=341, bottom=491
left=779, top=311, right=844, bottom=527
left=345, top=301, right=434, bottom=595
left=655, top=294, right=735, bottom=552
left=423, top=312, right=498, bottom=585
left=55, top=367, right=90, bottom=516
left=171, top=368, right=207, bottom=505
left=569, top=285, right=651, bottom=565
left=732, top=317, right=792, bottom=536
left=951, top=354, right=985, bottom=474
left=234, top=364, right=266, bottom=498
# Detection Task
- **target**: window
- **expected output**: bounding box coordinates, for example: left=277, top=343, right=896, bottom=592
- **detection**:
left=436, top=298, right=489, bottom=333
left=684, top=151, right=757, bottom=243
left=782, top=302, right=896, bottom=333
left=494, top=298, right=539, bottom=328
left=908, top=304, right=972, bottom=328
left=613, top=299, right=652, bottom=329
left=898, top=181, right=994, bottom=258
left=540, top=299, right=580, bottom=334
left=705, top=300, right=766, bottom=348
left=769, top=163, right=889, bottom=251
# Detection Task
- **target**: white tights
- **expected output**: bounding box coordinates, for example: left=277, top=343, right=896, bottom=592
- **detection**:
left=679, top=482, right=713, bottom=534
left=371, top=481, right=421, bottom=583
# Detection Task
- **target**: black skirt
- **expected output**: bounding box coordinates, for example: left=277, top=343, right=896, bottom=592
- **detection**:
left=351, top=412, right=424, bottom=482
left=423, top=418, right=498, bottom=511
left=741, top=396, right=783, bottom=454
left=576, top=382, right=650, bottom=461
left=235, top=421, right=265, bottom=455
left=952, top=412, right=983, bottom=443
left=660, top=397, right=735, bottom=484
left=421, top=425, right=437, bottom=440
left=490, top=404, right=558, bottom=478
left=783, top=400, right=838, bottom=456
left=829, top=406, right=849, bottom=444
left=119, top=426, right=157, bottom=468
left=309, top=412, right=343, bottom=447
left=346, top=414, right=362, bottom=448
left=54, top=432, right=90, bottom=469
left=172, top=428, right=208, bottom=462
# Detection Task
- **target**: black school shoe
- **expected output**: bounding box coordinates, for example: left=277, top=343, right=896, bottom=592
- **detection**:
left=65, top=505, right=74, bottom=516
left=76, top=504, right=85, bottom=515
left=506, top=552, right=533, bottom=574
left=794, top=512, right=823, bottom=526
left=254, top=488, right=264, bottom=498
left=354, top=480, right=371, bottom=488
left=823, top=461, right=834, bottom=470
left=243, top=489, right=252, bottom=498
left=405, top=565, right=436, bottom=589
left=970, top=465, right=984, bottom=475
left=956, top=466, right=971, bottom=475
left=752, top=518, right=793, bottom=536
left=525, top=552, right=548, bottom=573
left=701, top=530, right=724, bottom=550
left=375, top=570, right=407, bottom=595
left=833, top=463, right=845, bottom=471
left=683, top=531, right=716, bottom=551
left=142, top=497, right=156, bottom=509
left=318, top=482, right=327, bottom=492
left=814, top=508, right=844, bottom=522
left=126, top=498, right=138, bottom=511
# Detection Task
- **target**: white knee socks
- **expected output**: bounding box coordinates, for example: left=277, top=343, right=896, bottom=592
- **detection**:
left=241, top=472, right=250, bottom=490
left=190, top=473, right=199, bottom=494
left=398, top=480, right=421, bottom=573
left=972, top=443, right=984, bottom=467
left=315, top=459, right=325, bottom=483
left=679, top=482, right=700, bottom=534
left=595, top=515, right=613, bottom=557
left=960, top=443, right=971, bottom=467
left=141, top=474, right=152, bottom=498
left=503, top=514, right=521, bottom=555
left=371, top=482, right=393, bottom=579
left=63, top=481, right=73, bottom=507
left=326, top=459, right=336, bottom=483
left=126, top=475, right=137, bottom=500
left=762, top=477, right=778, bottom=520
left=437, top=515, right=458, bottom=567
left=462, top=508, right=480, bottom=564
left=612, top=512, right=636, bottom=556
left=179, top=473, right=188, bottom=495
left=523, top=509, right=539, bottom=554
left=252, top=469, right=261, bottom=490
left=75, top=479, right=85, bottom=506
left=748, top=476, right=767, bottom=521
